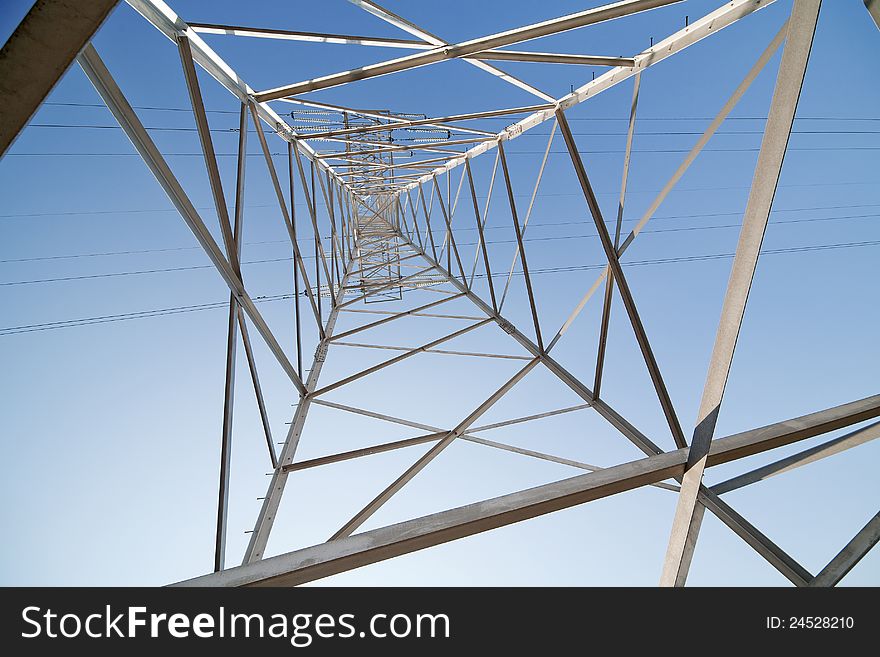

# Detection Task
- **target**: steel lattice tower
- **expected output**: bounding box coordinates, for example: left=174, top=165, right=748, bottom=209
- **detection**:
left=1, top=0, right=878, bottom=587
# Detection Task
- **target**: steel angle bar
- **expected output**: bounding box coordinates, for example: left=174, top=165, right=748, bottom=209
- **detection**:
left=594, top=73, right=639, bottom=398
left=178, top=38, right=258, bottom=570
left=307, top=401, right=606, bottom=482
left=465, top=158, right=498, bottom=311
left=292, top=146, right=334, bottom=295
left=278, top=96, right=494, bottom=138
left=391, top=177, right=807, bottom=583
left=431, top=176, right=468, bottom=284
left=282, top=433, right=448, bottom=473
left=697, top=489, right=812, bottom=586
left=174, top=393, right=880, bottom=587
left=312, top=398, right=439, bottom=433
left=556, top=110, right=685, bottom=449
left=436, top=168, right=468, bottom=265
left=188, top=22, right=432, bottom=49
left=257, top=0, right=681, bottom=100
left=469, top=404, right=591, bottom=433
left=497, top=141, right=543, bottom=350
left=661, top=0, right=822, bottom=587
left=248, top=101, right=326, bottom=339
left=288, top=149, right=304, bottom=377
left=214, top=105, right=248, bottom=573
left=395, top=0, right=777, bottom=194
left=0, top=0, right=120, bottom=158
left=393, top=226, right=666, bottom=458
left=546, top=21, right=787, bottom=354
left=498, top=121, right=555, bottom=310
left=712, top=420, right=880, bottom=495
left=403, top=190, right=424, bottom=248
left=303, top=104, right=553, bottom=141
left=242, top=245, right=359, bottom=565
left=338, top=266, right=435, bottom=309
left=460, top=434, right=680, bottom=493
left=127, top=0, right=345, bottom=187
left=330, top=293, right=466, bottom=342
left=311, top=164, right=322, bottom=324
left=77, top=44, right=307, bottom=397
left=469, top=150, right=500, bottom=287
left=236, top=309, right=277, bottom=469
left=281, top=429, right=678, bottom=494
left=395, top=199, right=413, bottom=242
left=347, top=0, right=555, bottom=102
left=809, top=512, right=880, bottom=587
left=468, top=51, right=636, bottom=67
left=341, top=308, right=484, bottom=321
left=316, top=172, right=343, bottom=296
left=311, top=319, right=493, bottom=397
left=418, top=182, right=440, bottom=262
left=334, top=341, right=533, bottom=361
left=328, top=358, right=541, bottom=540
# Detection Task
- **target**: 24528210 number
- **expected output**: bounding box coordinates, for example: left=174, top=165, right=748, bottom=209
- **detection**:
left=780, top=617, right=854, bottom=629
left=766, top=616, right=855, bottom=629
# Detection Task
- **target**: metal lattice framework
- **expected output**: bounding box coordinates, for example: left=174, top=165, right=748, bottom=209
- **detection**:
left=3, top=0, right=879, bottom=587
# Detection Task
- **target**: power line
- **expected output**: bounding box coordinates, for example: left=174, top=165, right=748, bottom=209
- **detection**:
left=3, top=181, right=876, bottom=220
left=42, top=101, right=241, bottom=114
left=8, top=146, right=880, bottom=157
left=3, top=203, right=879, bottom=264
left=3, top=212, right=877, bottom=287
left=40, top=103, right=880, bottom=121
left=23, top=122, right=880, bottom=137
left=0, top=294, right=293, bottom=336
left=2, top=238, right=876, bottom=337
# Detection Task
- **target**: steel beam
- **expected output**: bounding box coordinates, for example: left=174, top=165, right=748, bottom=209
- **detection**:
left=330, top=293, right=465, bottom=342
left=498, top=123, right=555, bottom=310
left=188, top=22, right=432, bottom=49
left=464, top=159, right=498, bottom=311
left=498, top=141, right=543, bottom=350
left=394, top=226, right=666, bottom=458
left=126, top=0, right=344, bottom=187
left=431, top=175, right=468, bottom=284
left=311, top=319, right=493, bottom=397
left=594, top=73, right=639, bottom=398
left=394, top=183, right=818, bottom=586
left=0, top=0, right=120, bottom=157
left=334, top=341, right=532, bottom=361
left=256, top=0, right=680, bottom=100
left=865, top=0, right=880, bottom=30
left=809, top=512, right=880, bottom=587
left=347, top=0, right=555, bottom=102
left=712, top=421, right=880, bottom=495
left=174, top=394, right=880, bottom=586
left=396, top=0, right=777, bottom=194
left=77, top=44, right=307, bottom=397
left=212, top=105, right=248, bottom=573
left=242, top=249, right=359, bottom=565
left=328, top=358, right=540, bottom=540
left=556, top=109, right=686, bottom=449
left=302, top=105, right=552, bottom=141
left=469, top=50, right=636, bottom=67
left=249, top=102, right=325, bottom=339
left=660, top=0, right=822, bottom=587
left=546, top=22, right=786, bottom=353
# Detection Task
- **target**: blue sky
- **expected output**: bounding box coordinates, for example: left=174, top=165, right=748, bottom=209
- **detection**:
left=0, top=0, right=878, bottom=586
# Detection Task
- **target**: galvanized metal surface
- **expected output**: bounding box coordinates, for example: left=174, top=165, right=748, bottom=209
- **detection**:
left=2, top=0, right=875, bottom=587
